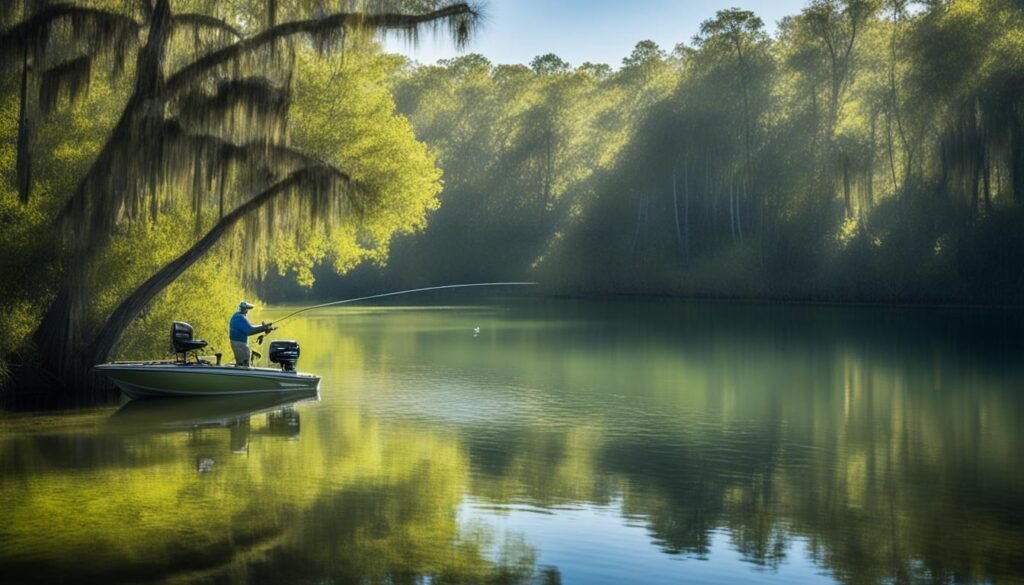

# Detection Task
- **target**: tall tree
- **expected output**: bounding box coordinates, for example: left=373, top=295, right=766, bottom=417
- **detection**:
left=799, top=0, right=878, bottom=216
left=0, top=0, right=478, bottom=388
left=693, top=10, right=769, bottom=194
left=692, top=9, right=772, bottom=234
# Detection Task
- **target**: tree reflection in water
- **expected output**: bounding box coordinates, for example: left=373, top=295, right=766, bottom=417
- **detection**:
left=2, top=301, right=1023, bottom=584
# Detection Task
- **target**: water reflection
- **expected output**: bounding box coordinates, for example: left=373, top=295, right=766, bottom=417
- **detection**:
left=1, top=301, right=1023, bottom=584
left=279, top=302, right=1024, bottom=584
left=108, top=391, right=314, bottom=458
left=109, top=391, right=314, bottom=452
left=0, top=386, right=547, bottom=584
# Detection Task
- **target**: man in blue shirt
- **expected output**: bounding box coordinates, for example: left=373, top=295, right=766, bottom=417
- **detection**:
left=230, top=301, right=273, bottom=366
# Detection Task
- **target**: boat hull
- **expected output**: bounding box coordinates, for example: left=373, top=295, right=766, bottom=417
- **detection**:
left=94, top=363, right=320, bottom=399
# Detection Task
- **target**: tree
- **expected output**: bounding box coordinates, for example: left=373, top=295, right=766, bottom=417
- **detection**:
left=800, top=0, right=878, bottom=136
left=530, top=53, right=570, bottom=76
left=693, top=9, right=772, bottom=232
left=799, top=0, right=878, bottom=216
left=0, top=0, right=478, bottom=390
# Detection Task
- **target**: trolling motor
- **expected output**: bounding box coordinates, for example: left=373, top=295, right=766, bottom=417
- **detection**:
left=268, top=340, right=301, bottom=372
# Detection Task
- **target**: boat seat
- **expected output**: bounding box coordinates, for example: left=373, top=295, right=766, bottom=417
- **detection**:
left=177, top=339, right=208, bottom=351
left=171, top=321, right=208, bottom=363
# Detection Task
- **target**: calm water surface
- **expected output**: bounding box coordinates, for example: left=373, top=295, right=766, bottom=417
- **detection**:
left=2, top=300, right=1024, bottom=584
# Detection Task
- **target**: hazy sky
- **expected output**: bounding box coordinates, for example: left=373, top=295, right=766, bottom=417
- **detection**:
left=384, top=0, right=809, bottom=68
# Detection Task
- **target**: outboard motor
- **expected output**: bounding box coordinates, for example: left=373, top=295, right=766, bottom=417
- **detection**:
left=268, top=340, right=300, bottom=372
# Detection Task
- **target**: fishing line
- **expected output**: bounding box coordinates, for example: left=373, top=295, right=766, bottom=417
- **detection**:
left=271, top=282, right=539, bottom=328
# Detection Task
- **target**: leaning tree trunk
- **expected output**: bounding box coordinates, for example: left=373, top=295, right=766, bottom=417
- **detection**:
left=81, top=173, right=304, bottom=378
left=32, top=102, right=139, bottom=376
left=33, top=0, right=175, bottom=382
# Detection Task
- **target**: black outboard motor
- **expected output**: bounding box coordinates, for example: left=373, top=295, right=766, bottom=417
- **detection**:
left=268, top=340, right=300, bottom=372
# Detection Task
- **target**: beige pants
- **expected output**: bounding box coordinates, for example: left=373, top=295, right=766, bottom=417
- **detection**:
left=231, top=340, right=251, bottom=366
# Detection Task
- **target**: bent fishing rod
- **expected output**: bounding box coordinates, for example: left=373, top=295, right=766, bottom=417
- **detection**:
left=269, top=282, right=539, bottom=330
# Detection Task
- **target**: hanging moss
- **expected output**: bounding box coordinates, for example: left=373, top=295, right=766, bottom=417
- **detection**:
left=174, top=77, right=290, bottom=146
left=38, top=55, right=91, bottom=116
left=0, top=4, right=140, bottom=78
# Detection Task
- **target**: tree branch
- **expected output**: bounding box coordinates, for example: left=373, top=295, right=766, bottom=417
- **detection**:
left=173, top=13, right=243, bottom=39
left=0, top=4, right=139, bottom=57
left=163, top=3, right=478, bottom=98
left=52, top=122, right=343, bottom=227
left=47, top=2, right=474, bottom=235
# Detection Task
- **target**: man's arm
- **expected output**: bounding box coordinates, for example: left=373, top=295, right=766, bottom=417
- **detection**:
left=242, top=316, right=273, bottom=336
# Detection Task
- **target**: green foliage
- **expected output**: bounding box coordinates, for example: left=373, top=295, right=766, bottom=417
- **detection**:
left=310, top=0, right=1024, bottom=306
left=86, top=205, right=253, bottom=360
left=0, top=58, right=129, bottom=358
left=286, top=42, right=442, bottom=280
left=290, top=41, right=680, bottom=298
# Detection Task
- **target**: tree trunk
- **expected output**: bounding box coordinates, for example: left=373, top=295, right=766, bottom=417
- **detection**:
left=971, top=142, right=981, bottom=220
left=842, top=156, right=852, bottom=218
left=737, top=177, right=745, bottom=244
left=33, top=0, right=176, bottom=382
left=888, top=6, right=913, bottom=197
left=706, top=152, right=714, bottom=246
left=31, top=109, right=135, bottom=378
left=672, top=168, right=682, bottom=258
left=983, top=155, right=992, bottom=212
left=683, top=156, right=690, bottom=261
left=886, top=111, right=899, bottom=195
left=868, top=110, right=876, bottom=212
left=1011, top=111, right=1024, bottom=205
left=729, top=172, right=736, bottom=243
left=83, top=173, right=304, bottom=372
left=31, top=286, right=77, bottom=376
left=630, top=193, right=642, bottom=258
left=16, top=46, right=33, bottom=204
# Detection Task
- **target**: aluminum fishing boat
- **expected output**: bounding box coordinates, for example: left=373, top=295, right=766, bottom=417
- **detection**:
left=94, top=322, right=320, bottom=399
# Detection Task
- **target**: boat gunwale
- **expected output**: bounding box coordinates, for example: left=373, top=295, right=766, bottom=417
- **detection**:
left=93, top=362, right=320, bottom=380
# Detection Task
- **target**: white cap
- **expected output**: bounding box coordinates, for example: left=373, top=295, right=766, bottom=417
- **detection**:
left=239, top=301, right=255, bottom=310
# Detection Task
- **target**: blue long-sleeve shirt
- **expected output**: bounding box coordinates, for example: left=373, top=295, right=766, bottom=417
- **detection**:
left=229, top=311, right=265, bottom=342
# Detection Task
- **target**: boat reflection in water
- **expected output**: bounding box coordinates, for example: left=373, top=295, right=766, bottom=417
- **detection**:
left=109, top=390, right=317, bottom=463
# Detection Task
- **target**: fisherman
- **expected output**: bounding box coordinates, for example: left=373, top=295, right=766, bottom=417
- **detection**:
left=230, top=301, right=274, bottom=366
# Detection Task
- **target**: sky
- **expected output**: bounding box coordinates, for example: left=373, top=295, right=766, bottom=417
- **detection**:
left=384, top=0, right=809, bottom=68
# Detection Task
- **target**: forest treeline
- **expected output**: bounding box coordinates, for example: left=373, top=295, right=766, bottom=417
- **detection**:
left=291, top=0, right=1024, bottom=305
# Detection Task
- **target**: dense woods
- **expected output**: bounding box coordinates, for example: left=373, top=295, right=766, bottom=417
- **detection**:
left=300, top=0, right=1024, bottom=306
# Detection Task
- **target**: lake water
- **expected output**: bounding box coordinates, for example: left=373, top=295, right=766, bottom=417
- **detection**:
left=2, top=300, right=1024, bottom=584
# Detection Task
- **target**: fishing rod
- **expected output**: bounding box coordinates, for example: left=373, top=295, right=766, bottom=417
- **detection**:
left=270, top=282, right=539, bottom=329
